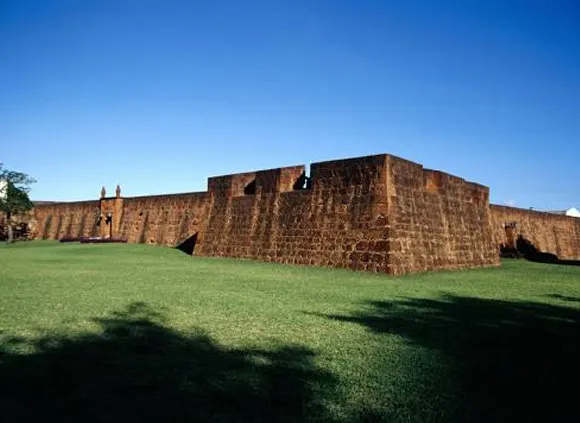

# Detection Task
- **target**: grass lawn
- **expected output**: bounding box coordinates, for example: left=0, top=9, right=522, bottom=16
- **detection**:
left=1, top=241, right=579, bottom=422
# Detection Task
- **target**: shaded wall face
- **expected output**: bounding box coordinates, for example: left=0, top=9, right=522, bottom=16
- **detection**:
left=386, top=156, right=499, bottom=274
left=34, top=201, right=100, bottom=240
left=490, top=205, right=580, bottom=260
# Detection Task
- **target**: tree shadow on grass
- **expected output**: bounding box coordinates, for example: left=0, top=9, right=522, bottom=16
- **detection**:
left=322, top=295, right=580, bottom=422
left=0, top=302, right=338, bottom=423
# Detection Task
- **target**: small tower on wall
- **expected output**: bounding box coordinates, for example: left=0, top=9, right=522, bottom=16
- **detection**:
left=99, top=186, right=108, bottom=238
left=97, top=185, right=124, bottom=239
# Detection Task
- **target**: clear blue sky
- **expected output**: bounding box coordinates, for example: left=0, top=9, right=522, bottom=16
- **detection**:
left=1, top=0, right=579, bottom=209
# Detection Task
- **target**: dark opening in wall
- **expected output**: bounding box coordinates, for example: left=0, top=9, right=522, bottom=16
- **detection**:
left=176, top=232, right=198, bottom=255
left=293, top=171, right=312, bottom=190
left=244, top=180, right=257, bottom=195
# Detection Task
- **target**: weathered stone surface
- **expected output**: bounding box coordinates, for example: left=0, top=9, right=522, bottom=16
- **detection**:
left=29, top=153, right=578, bottom=274
left=34, top=201, right=100, bottom=240
left=490, top=205, right=580, bottom=260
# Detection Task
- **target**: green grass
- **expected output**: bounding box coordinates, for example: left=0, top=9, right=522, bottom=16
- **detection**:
left=1, top=241, right=579, bottom=422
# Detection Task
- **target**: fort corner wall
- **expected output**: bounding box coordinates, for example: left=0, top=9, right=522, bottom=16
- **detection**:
left=385, top=155, right=499, bottom=274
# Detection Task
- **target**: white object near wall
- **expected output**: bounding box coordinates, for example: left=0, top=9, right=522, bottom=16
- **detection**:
left=0, top=179, right=7, bottom=200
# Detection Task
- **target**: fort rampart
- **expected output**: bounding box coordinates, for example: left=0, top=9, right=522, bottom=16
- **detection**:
left=27, top=153, right=579, bottom=274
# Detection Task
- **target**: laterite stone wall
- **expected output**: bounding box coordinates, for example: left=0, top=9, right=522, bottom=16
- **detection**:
left=34, top=201, right=100, bottom=240
left=31, top=152, right=579, bottom=274
left=490, top=205, right=580, bottom=260
left=385, top=156, right=499, bottom=274
left=119, top=193, right=210, bottom=246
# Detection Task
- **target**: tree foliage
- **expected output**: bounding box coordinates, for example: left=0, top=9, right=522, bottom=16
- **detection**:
left=0, top=164, right=36, bottom=242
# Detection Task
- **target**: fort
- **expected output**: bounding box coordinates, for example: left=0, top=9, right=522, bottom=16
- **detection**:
left=21, top=153, right=580, bottom=274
